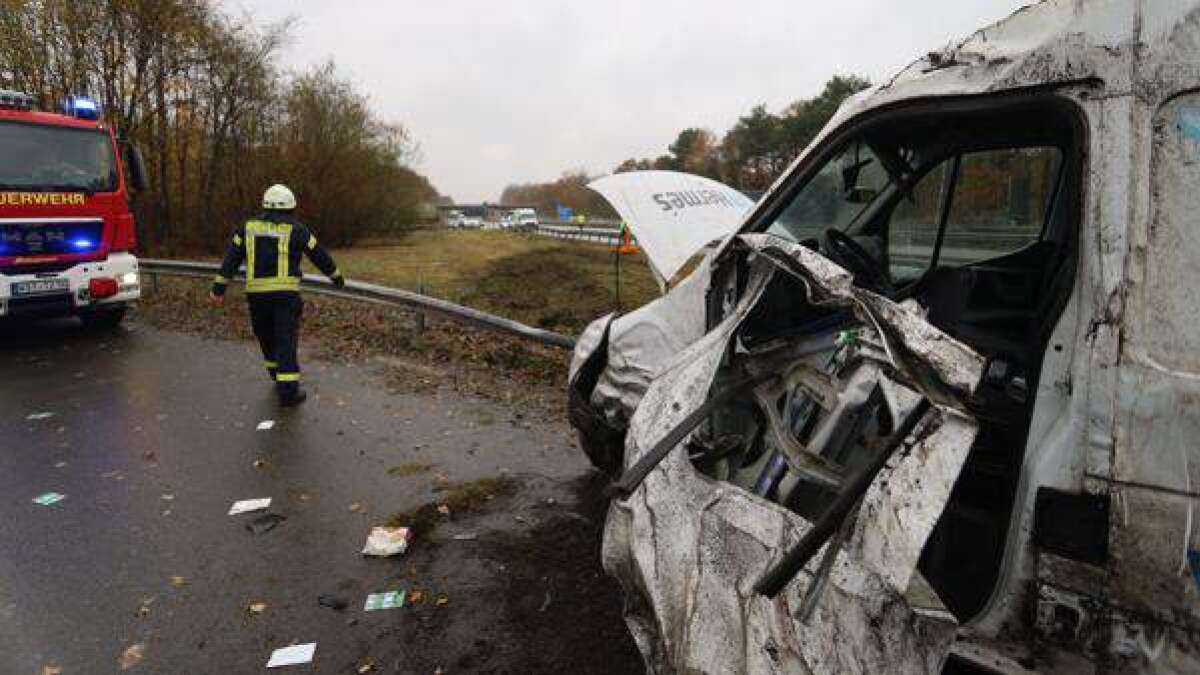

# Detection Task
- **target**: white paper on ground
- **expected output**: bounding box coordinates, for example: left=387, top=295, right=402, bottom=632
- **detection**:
left=256, top=420, right=275, bottom=431
left=228, top=498, right=272, bottom=516
left=361, top=526, right=411, bottom=557
left=266, top=642, right=316, bottom=668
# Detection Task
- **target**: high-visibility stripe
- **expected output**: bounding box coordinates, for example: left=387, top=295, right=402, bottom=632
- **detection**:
left=264, top=360, right=279, bottom=368
left=278, top=223, right=290, bottom=282
left=233, top=233, right=242, bottom=246
left=307, top=234, right=318, bottom=250
left=276, top=372, right=300, bottom=382
left=245, top=223, right=257, bottom=287
left=245, top=277, right=300, bottom=293
left=214, top=275, right=229, bottom=284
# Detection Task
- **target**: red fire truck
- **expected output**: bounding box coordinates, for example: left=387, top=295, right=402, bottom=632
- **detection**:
left=0, top=89, right=147, bottom=328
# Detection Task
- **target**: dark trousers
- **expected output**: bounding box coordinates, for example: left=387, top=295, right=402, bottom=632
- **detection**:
left=248, top=292, right=303, bottom=394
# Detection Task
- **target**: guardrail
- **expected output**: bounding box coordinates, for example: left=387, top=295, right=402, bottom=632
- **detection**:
left=139, top=259, right=576, bottom=350
left=531, top=224, right=624, bottom=245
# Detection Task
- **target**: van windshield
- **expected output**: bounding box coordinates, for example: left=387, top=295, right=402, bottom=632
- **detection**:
left=0, top=121, right=118, bottom=193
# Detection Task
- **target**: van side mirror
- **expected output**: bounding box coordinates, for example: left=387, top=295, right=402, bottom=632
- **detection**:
left=123, top=142, right=149, bottom=192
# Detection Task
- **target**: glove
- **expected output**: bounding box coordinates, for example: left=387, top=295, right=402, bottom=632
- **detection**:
left=331, top=274, right=346, bottom=289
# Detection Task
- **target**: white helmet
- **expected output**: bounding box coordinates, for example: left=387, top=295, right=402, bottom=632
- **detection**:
left=262, top=184, right=296, bottom=210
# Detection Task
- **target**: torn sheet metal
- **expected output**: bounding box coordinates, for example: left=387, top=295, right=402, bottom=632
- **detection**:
left=599, top=233, right=982, bottom=673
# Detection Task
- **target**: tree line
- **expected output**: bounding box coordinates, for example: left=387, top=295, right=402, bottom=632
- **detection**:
left=0, top=0, right=439, bottom=253
left=501, top=75, right=870, bottom=217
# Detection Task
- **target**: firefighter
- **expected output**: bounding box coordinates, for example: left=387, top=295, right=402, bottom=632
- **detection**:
left=208, top=184, right=344, bottom=406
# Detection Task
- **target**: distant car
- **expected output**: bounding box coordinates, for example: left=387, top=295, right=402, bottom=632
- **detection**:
left=511, top=208, right=539, bottom=227
left=445, top=210, right=464, bottom=228
left=460, top=215, right=483, bottom=228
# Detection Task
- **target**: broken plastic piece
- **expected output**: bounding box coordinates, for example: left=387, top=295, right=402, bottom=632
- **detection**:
left=266, top=643, right=316, bottom=668
left=229, top=498, right=272, bottom=515
left=363, top=590, right=406, bottom=611
left=246, top=513, right=286, bottom=535
left=361, top=526, right=411, bottom=557
left=32, top=492, right=65, bottom=506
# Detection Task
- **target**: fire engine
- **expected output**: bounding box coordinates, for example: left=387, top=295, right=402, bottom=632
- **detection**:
left=0, top=89, right=147, bottom=328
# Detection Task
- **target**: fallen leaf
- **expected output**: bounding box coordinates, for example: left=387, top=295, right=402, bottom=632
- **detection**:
left=118, top=642, right=145, bottom=669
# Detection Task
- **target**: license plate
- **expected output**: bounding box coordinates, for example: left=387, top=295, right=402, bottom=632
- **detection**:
left=11, top=278, right=69, bottom=297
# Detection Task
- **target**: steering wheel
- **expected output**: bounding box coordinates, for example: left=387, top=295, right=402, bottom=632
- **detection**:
left=823, top=228, right=893, bottom=295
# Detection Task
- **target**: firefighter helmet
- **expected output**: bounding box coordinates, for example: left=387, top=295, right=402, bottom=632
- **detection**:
left=263, top=184, right=297, bottom=211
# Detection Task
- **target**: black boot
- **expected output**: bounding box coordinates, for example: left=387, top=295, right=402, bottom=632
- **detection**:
left=277, top=381, right=307, bottom=407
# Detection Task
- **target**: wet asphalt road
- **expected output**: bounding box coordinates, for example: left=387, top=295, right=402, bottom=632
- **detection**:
left=0, top=318, right=588, bottom=673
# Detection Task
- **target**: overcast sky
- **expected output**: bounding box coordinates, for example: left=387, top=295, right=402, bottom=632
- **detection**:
left=229, top=1, right=1029, bottom=203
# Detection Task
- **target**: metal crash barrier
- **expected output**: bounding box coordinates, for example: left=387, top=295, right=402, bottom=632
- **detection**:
left=138, top=259, right=576, bottom=350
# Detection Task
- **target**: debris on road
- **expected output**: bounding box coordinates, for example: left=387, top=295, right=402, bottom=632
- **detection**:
left=318, top=594, right=348, bottom=611
left=39, top=664, right=61, bottom=675
left=452, top=532, right=478, bottom=541
left=246, top=513, right=286, bottom=535
left=247, top=601, right=267, bottom=615
left=256, top=420, right=275, bottom=431
left=135, top=597, right=155, bottom=618
left=32, top=492, right=65, bottom=506
left=436, top=504, right=451, bottom=517
left=357, top=657, right=377, bottom=673
left=253, top=458, right=269, bottom=470
left=361, top=526, right=411, bottom=557
left=26, top=412, right=55, bottom=421
left=266, top=642, right=316, bottom=668
left=118, top=642, right=145, bottom=669
left=363, top=590, right=406, bottom=611
left=141, top=450, right=157, bottom=463
left=169, top=576, right=186, bottom=587
left=349, top=502, right=364, bottom=513
left=53, top=461, right=66, bottom=469
left=228, top=498, right=271, bottom=515
left=161, top=493, right=174, bottom=501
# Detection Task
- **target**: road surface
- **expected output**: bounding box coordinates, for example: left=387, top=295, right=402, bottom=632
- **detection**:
left=0, top=319, right=640, bottom=673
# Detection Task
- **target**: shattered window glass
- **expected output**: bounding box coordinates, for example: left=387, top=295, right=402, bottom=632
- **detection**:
left=766, top=141, right=891, bottom=244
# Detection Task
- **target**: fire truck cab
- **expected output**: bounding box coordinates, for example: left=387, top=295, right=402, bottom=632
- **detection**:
left=0, top=90, right=146, bottom=329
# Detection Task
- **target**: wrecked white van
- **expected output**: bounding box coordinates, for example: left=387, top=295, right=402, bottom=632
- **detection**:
left=568, top=2, right=1200, bottom=673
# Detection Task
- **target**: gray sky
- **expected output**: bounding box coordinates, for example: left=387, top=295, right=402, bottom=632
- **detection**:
left=231, top=1, right=1029, bottom=203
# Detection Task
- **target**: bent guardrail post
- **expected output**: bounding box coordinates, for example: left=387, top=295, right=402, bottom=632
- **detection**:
left=139, top=259, right=576, bottom=349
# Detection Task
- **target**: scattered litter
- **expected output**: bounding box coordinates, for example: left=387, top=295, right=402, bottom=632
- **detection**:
left=229, top=498, right=272, bottom=516
left=436, top=595, right=449, bottom=606
left=161, top=493, right=175, bottom=501
left=136, top=597, right=155, bottom=618
left=266, top=642, right=316, bottom=668
left=54, top=461, right=67, bottom=469
left=358, top=657, right=377, bottom=673
left=436, top=504, right=451, bottom=517
left=363, top=590, right=406, bottom=612
left=256, top=420, right=275, bottom=432
left=253, top=459, right=270, bottom=470
left=349, top=502, right=364, bottom=513
left=40, top=664, right=61, bottom=675
left=247, top=601, right=267, bottom=615
left=452, top=532, right=478, bottom=541
left=246, top=513, right=286, bottom=535
left=169, top=575, right=186, bottom=587
left=118, top=642, right=145, bottom=669
left=32, top=492, right=65, bottom=506
left=361, top=526, right=411, bottom=557
left=318, top=594, right=348, bottom=611
left=26, top=412, right=55, bottom=421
